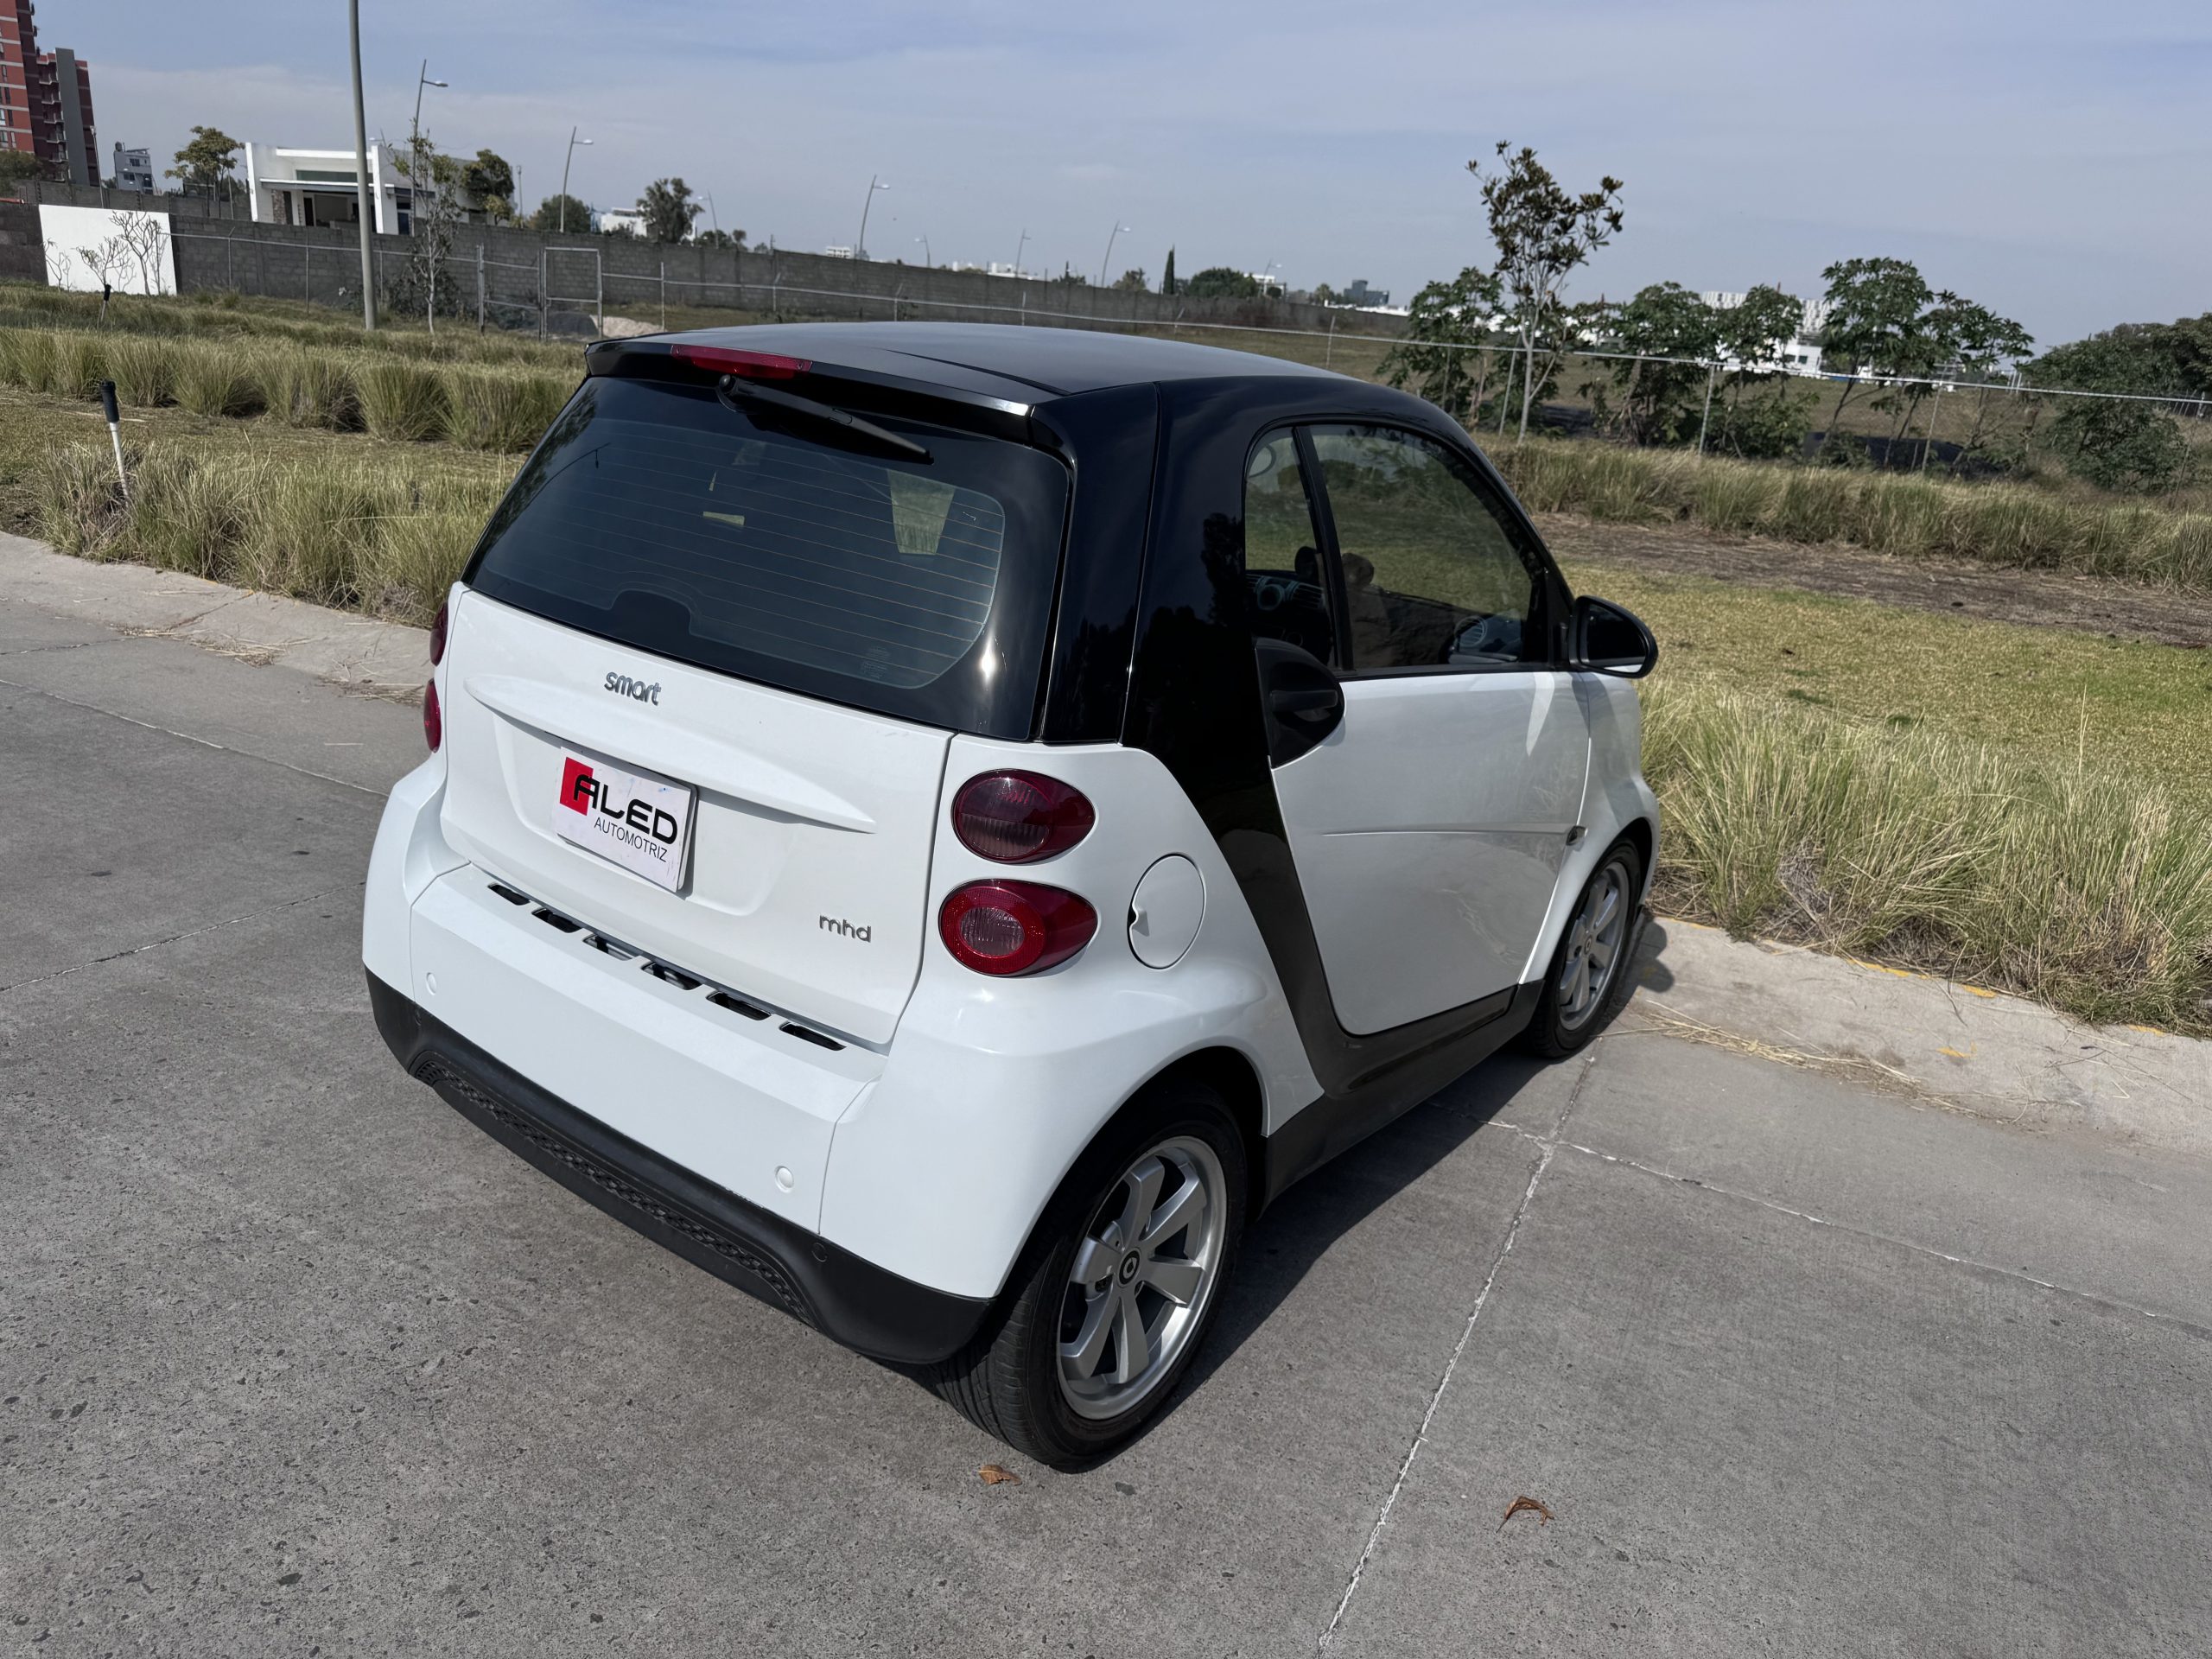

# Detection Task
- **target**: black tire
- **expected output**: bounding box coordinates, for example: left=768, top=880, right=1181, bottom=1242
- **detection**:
left=1522, top=838, right=1645, bottom=1059
left=925, top=1076, right=1248, bottom=1469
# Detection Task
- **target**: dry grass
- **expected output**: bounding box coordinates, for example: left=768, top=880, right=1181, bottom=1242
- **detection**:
left=1643, top=683, right=2212, bottom=1035
left=1491, top=443, right=2212, bottom=588
left=0, top=327, right=574, bottom=454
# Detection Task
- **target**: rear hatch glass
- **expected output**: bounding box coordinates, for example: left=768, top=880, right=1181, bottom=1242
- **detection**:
left=466, top=374, right=1070, bottom=739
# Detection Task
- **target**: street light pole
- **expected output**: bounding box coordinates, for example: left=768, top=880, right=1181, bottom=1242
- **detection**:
left=1013, top=228, right=1027, bottom=279
left=347, top=0, right=377, bottom=329
left=560, top=128, right=592, bottom=233
left=1098, top=222, right=1131, bottom=288
left=914, top=233, right=931, bottom=268
left=855, top=175, right=887, bottom=260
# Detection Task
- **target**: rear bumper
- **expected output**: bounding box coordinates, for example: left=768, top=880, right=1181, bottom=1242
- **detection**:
left=369, top=971, right=991, bottom=1366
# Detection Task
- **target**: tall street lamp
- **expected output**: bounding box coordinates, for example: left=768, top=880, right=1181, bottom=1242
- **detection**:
left=914, top=233, right=931, bottom=268
left=855, top=175, right=888, bottom=260
left=1097, top=222, right=1131, bottom=288
left=346, top=0, right=376, bottom=328
left=1013, top=227, right=1027, bottom=278
left=560, top=129, right=592, bottom=233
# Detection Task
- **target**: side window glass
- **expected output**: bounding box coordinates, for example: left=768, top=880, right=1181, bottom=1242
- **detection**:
left=1241, top=430, right=1339, bottom=668
left=1309, top=425, right=1543, bottom=672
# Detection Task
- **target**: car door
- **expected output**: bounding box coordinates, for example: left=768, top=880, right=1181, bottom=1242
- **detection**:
left=1255, top=423, right=1590, bottom=1036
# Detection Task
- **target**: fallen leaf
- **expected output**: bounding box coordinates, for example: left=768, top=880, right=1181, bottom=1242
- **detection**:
left=1498, top=1495, right=1553, bottom=1533
left=978, top=1464, right=1020, bottom=1486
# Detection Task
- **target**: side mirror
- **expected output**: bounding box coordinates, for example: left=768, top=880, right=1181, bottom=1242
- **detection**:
left=1570, top=595, right=1658, bottom=679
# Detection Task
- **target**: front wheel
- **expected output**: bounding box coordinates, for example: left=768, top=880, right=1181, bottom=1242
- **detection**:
left=927, top=1079, right=1247, bottom=1468
left=1522, top=839, right=1644, bottom=1058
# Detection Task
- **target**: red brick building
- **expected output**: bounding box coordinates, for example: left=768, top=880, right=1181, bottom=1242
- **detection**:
left=0, top=0, right=97, bottom=186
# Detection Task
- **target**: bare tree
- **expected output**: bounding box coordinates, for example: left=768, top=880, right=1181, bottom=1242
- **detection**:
left=111, top=214, right=170, bottom=295
left=1469, top=141, right=1624, bottom=441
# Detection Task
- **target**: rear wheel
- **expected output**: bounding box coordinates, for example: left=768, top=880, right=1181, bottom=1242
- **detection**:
left=927, top=1078, right=1246, bottom=1468
left=1522, top=840, right=1643, bottom=1058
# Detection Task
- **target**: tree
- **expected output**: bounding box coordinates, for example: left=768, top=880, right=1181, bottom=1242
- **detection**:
left=2032, top=328, right=2193, bottom=493
left=1916, top=295, right=2032, bottom=468
left=1808, top=257, right=1929, bottom=457
left=0, top=149, right=42, bottom=190
left=695, top=227, right=743, bottom=249
left=1469, top=140, right=1624, bottom=440
left=1708, top=283, right=1814, bottom=457
left=638, top=176, right=702, bottom=245
left=392, top=139, right=466, bottom=330
left=1161, top=247, right=1176, bottom=297
left=1589, top=281, right=1719, bottom=446
left=1311, top=282, right=1338, bottom=307
left=530, top=194, right=593, bottom=233
left=1113, top=268, right=1147, bottom=292
left=462, top=149, right=513, bottom=206
left=1185, top=265, right=1258, bottom=300
left=1377, top=265, right=1504, bottom=425
left=168, top=126, right=242, bottom=199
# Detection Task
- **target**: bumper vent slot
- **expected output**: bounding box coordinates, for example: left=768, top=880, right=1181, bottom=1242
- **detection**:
left=484, top=877, right=854, bottom=1056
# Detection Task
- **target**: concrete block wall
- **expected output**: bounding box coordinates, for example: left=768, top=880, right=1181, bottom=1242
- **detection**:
left=18, top=181, right=1408, bottom=344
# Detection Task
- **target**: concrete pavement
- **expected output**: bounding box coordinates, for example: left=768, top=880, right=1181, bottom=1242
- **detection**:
left=4, top=569, right=2210, bottom=1656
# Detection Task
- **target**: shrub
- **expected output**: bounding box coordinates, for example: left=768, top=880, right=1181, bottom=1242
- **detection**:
left=172, top=342, right=264, bottom=416
left=2048, top=399, right=2194, bottom=494
left=105, top=336, right=178, bottom=407
left=253, top=349, right=359, bottom=429
left=33, top=441, right=128, bottom=556
left=441, top=366, right=572, bottom=452
left=356, top=359, right=450, bottom=442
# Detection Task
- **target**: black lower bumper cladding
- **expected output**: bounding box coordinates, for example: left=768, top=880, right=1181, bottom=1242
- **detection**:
left=367, top=972, right=989, bottom=1366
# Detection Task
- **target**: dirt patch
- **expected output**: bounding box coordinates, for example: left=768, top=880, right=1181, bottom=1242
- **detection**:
left=1537, top=515, right=2212, bottom=651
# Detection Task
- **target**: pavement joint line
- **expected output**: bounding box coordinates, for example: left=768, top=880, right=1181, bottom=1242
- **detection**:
left=0, top=638, right=116, bottom=659
left=1317, top=1037, right=1609, bottom=1650
left=0, top=671, right=388, bottom=799
left=1552, top=1138, right=2212, bottom=1341
left=0, top=885, right=349, bottom=996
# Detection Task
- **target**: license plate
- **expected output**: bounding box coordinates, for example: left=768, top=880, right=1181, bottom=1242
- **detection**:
left=553, top=751, right=696, bottom=893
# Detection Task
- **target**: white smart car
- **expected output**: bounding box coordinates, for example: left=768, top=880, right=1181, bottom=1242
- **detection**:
left=365, top=324, right=1660, bottom=1465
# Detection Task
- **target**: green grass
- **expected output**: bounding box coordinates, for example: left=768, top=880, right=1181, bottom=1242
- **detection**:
left=1567, top=559, right=2212, bottom=810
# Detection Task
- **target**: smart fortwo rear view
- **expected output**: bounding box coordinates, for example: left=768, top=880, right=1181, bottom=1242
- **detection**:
left=365, top=322, right=1660, bottom=1467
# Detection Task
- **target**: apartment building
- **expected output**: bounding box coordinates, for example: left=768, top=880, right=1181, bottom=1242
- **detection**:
left=0, top=0, right=98, bottom=186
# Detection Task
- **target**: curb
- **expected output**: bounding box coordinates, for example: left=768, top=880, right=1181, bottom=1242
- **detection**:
left=0, top=531, right=431, bottom=699
left=1630, top=919, right=2212, bottom=1157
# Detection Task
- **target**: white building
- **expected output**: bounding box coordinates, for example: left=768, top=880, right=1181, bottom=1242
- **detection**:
left=1700, top=289, right=1829, bottom=376
left=244, top=141, right=408, bottom=235
left=595, top=208, right=645, bottom=238
left=821, top=245, right=855, bottom=259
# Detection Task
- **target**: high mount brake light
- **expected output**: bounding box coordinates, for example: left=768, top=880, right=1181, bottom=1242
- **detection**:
left=429, top=599, right=448, bottom=667
left=951, top=772, right=1096, bottom=862
left=938, top=880, right=1097, bottom=976
left=423, top=679, right=442, bottom=752
left=669, top=344, right=813, bottom=381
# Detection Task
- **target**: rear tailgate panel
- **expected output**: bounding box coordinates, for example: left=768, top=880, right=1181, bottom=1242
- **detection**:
left=441, top=593, right=950, bottom=1046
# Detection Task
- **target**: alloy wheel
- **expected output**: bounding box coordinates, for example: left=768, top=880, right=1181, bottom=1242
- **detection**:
left=1558, top=858, right=1630, bottom=1032
left=1057, top=1135, right=1228, bottom=1421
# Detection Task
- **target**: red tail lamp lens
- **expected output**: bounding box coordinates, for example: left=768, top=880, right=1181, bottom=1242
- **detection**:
left=429, top=599, right=448, bottom=666
left=951, top=771, right=1096, bottom=862
left=423, top=679, right=442, bottom=752
left=670, top=344, right=813, bottom=381
left=938, top=880, right=1097, bottom=976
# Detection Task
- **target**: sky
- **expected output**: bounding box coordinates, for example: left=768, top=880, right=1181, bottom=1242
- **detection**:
left=63, top=0, right=2212, bottom=349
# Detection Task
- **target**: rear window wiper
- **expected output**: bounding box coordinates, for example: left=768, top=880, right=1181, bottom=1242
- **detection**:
left=715, top=376, right=932, bottom=464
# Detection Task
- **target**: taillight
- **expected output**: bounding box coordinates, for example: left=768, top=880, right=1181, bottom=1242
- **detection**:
left=951, top=771, right=1096, bottom=862
left=429, top=599, right=448, bottom=666
left=423, top=679, right=442, bottom=752
left=670, top=343, right=813, bottom=380
left=938, top=880, right=1096, bottom=976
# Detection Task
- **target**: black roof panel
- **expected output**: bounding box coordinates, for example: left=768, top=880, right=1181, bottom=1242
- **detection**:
left=652, top=321, right=1344, bottom=403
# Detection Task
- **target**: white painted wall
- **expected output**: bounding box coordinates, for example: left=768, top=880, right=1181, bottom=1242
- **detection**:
left=39, top=204, right=178, bottom=296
